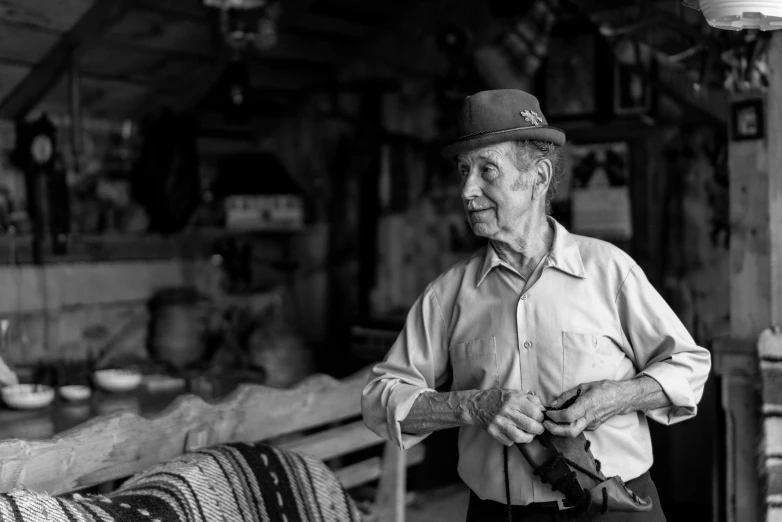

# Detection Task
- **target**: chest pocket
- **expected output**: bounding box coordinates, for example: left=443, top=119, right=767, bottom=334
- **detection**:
left=562, top=332, right=625, bottom=391
left=449, top=336, right=499, bottom=391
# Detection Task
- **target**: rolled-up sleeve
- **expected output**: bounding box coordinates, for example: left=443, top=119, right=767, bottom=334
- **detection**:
left=616, top=265, right=712, bottom=425
left=361, top=284, right=450, bottom=449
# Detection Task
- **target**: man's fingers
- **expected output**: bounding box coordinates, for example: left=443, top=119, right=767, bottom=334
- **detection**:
left=499, top=421, right=535, bottom=444
left=543, top=417, right=589, bottom=438
left=550, top=386, right=582, bottom=409
left=546, top=402, right=585, bottom=424
left=504, top=409, right=545, bottom=435
left=502, top=394, right=545, bottom=422
left=527, top=394, right=544, bottom=409
left=487, top=424, right=514, bottom=446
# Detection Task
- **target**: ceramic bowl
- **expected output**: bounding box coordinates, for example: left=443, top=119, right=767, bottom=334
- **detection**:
left=1, top=384, right=55, bottom=410
left=92, top=369, right=143, bottom=393
left=59, top=384, right=92, bottom=402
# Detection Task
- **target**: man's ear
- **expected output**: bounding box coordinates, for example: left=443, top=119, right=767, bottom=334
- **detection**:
left=532, top=158, right=553, bottom=201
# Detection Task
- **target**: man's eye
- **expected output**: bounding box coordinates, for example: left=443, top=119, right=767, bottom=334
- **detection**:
left=483, top=166, right=496, bottom=174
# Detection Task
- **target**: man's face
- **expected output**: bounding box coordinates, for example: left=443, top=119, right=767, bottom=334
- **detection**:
left=456, top=142, right=535, bottom=241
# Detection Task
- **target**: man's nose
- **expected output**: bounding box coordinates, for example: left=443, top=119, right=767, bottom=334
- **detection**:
left=461, top=171, right=482, bottom=200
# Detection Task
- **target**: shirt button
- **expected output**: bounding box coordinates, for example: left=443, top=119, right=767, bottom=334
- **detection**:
left=523, top=341, right=532, bottom=349
left=521, top=294, right=528, bottom=300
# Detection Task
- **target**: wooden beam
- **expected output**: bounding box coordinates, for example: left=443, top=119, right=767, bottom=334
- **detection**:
left=0, top=0, right=131, bottom=119
left=769, top=33, right=782, bottom=327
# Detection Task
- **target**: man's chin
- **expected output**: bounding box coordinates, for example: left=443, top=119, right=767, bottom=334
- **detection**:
left=470, top=222, right=496, bottom=238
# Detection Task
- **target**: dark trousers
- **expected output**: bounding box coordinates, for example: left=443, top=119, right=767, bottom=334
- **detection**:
left=465, top=472, right=666, bottom=522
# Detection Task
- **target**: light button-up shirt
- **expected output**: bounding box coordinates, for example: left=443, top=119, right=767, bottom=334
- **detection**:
left=361, top=218, right=711, bottom=505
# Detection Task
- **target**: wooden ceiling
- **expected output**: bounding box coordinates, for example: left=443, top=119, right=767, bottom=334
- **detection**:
left=0, top=0, right=726, bottom=130
left=0, top=0, right=417, bottom=122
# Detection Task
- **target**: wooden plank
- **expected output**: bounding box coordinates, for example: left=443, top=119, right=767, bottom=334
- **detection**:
left=0, top=21, right=59, bottom=64
left=769, top=33, right=782, bottom=327
left=0, top=0, right=130, bottom=119
left=0, top=366, right=371, bottom=494
left=334, top=445, right=425, bottom=491
left=375, top=441, right=406, bottom=522
left=720, top=33, right=782, bottom=522
left=278, top=420, right=383, bottom=461
left=729, top=92, right=771, bottom=337
left=336, top=456, right=382, bottom=490
left=0, top=0, right=95, bottom=32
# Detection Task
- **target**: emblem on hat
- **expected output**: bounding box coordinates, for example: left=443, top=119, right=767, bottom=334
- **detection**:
left=520, top=110, right=543, bottom=126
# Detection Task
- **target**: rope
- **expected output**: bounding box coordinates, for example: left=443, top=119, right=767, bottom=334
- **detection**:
left=504, top=445, right=512, bottom=522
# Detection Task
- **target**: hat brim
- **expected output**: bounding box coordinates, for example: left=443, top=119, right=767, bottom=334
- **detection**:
left=440, top=125, right=566, bottom=160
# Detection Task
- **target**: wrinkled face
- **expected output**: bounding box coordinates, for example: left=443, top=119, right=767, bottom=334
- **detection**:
left=456, top=142, right=536, bottom=241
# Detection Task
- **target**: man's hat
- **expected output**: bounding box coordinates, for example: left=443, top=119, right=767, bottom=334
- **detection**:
left=440, top=89, right=566, bottom=159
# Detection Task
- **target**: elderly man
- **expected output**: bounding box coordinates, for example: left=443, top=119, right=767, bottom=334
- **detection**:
left=361, top=89, right=711, bottom=521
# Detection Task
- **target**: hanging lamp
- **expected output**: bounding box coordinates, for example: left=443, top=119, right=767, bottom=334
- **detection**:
left=682, top=0, right=782, bottom=31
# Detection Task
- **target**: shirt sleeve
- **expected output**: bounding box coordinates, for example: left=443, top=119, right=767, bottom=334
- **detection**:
left=361, top=284, right=450, bottom=449
left=615, top=265, right=712, bottom=425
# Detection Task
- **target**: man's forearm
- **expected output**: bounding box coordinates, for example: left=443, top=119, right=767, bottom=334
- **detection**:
left=615, top=374, right=671, bottom=414
left=400, top=389, right=483, bottom=435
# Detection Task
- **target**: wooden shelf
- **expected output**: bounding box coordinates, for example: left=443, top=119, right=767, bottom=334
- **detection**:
left=0, top=227, right=302, bottom=265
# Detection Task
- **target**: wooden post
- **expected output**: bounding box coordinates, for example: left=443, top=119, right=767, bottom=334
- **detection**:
left=375, top=441, right=407, bottom=522
left=717, top=30, right=782, bottom=522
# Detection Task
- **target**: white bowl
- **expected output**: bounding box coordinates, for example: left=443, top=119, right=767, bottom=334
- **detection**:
left=59, top=385, right=92, bottom=402
left=93, top=369, right=143, bottom=393
left=2, top=384, right=55, bottom=410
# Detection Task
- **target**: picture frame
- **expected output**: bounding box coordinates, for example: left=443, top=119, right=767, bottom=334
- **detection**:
left=730, top=98, right=765, bottom=141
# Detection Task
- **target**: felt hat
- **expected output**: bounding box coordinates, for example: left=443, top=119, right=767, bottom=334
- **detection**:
left=441, top=89, right=566, bottom=159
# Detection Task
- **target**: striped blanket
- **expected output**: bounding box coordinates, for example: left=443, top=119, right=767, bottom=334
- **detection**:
left=0, top=442, right=362, bottom=522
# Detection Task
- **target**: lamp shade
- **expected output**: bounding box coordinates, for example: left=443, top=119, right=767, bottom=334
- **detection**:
left=697, top=0, right=782, bottom=30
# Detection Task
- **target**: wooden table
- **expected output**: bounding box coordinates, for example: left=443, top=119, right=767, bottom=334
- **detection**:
left=0, top=379, right=238, bottom=442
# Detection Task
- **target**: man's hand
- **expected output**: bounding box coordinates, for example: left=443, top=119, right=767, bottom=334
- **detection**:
left=544, top=375, right=671, bottom=438
left=468, top=389, right=546, bottom=446
left=544, top=380, right=624, bottom=437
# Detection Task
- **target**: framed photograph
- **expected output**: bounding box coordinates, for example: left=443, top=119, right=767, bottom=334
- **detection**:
left=730, top=98, right=765, bottom=141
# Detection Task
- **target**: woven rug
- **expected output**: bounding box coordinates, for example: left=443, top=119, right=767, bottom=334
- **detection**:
left=0, top=442, right=362, bottom=522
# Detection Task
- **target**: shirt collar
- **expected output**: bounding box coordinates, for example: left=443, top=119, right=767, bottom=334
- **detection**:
left=475, top=217, right=586, bottom=287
